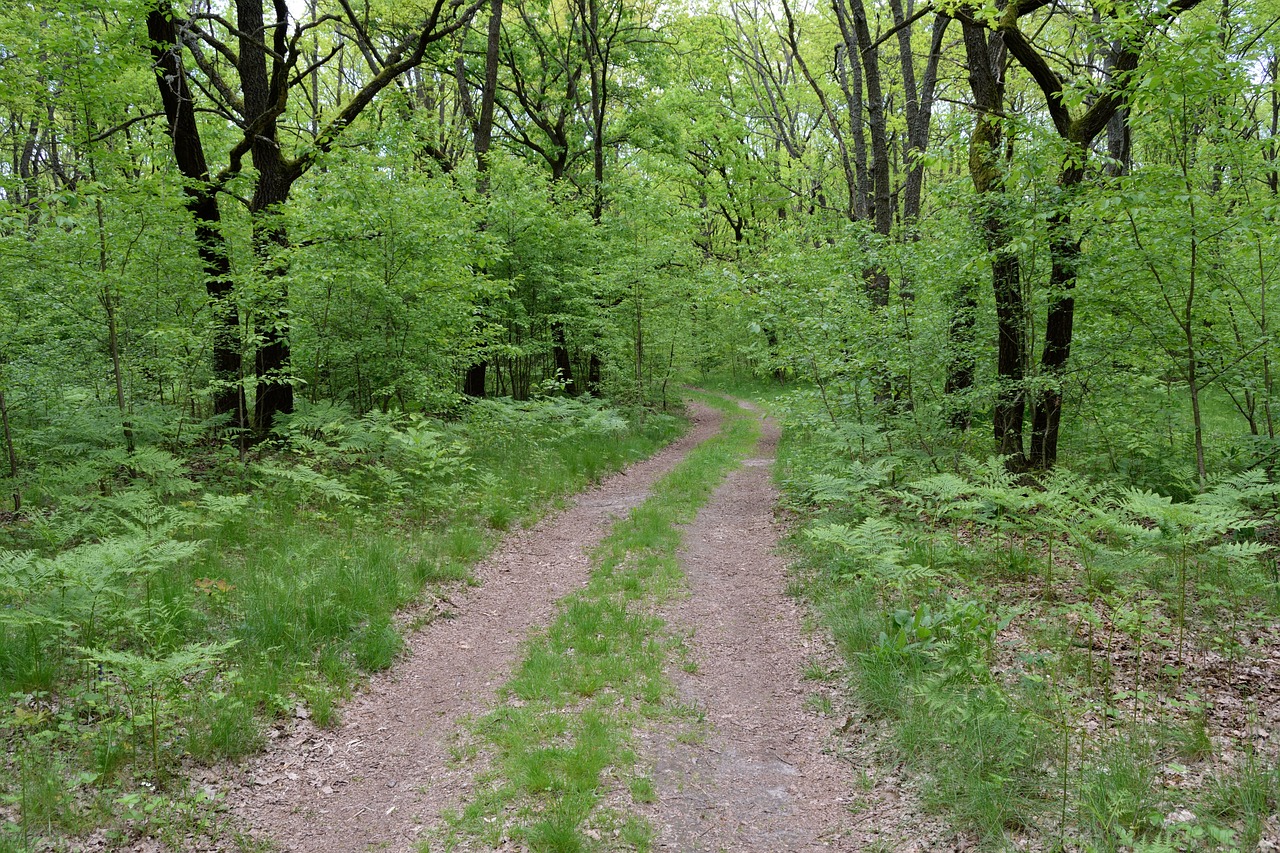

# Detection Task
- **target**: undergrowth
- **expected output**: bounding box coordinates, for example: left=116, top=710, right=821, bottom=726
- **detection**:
left=432, top=391, right=760, bottom=852
left=773, top=387, right=1280, bottom=852
left=0, top=394, right=680, bottom=850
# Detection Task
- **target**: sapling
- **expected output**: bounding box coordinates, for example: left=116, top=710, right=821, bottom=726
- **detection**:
left=81, top=641, right=234, bottom=777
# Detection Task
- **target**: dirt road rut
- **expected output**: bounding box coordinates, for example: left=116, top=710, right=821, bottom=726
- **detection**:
left=223, top=404, right=722, bottom=852
left=642, top=403, right=856, bottom=851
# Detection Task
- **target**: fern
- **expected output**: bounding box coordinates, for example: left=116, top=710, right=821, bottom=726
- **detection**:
left=0, top=547, right=37, bottom=603
left=797, top=458, right=897, bottom=506
left=1208, top=540, right=1273, bottom=562
left=252, top=461, right=362, bottom=505
left=903, top=472, right=977, bottom=518
left=580, top=409, right=630, bottom=436
left=797, top=473, right=864, bottom=506
left=197, top=493, right=252, bottom=525
left=361, top=463, right=409, bottom=498
left=807, top=517, right=941, bottom=588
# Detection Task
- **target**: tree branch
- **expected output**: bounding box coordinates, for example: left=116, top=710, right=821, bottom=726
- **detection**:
left=866, top=2, right=932, bottom=53
left=86, top=111, right=167, bottom=142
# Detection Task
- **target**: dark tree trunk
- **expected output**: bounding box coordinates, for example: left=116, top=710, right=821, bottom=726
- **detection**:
left=944, top=276, right=978, bottom=430
left=586, top=352, right=602, bottom=395
left=552, top=322, right=577, bottom=394
left=1106, top=108, right=1131, bottom=177
left=238, top=0, right=301, bottom=435
left=460, top=0, right=504, bottom=397
left=846, top=0, right=892, bottom=304
left=464, top=363, right=487, bottom=397
left=1269, top=55, right=1279, bottom=195
left=960, top=12, right=1026, bottom=462
left=997, top=0, right=1205, bottom=468
left=784, top=0, right=858, bottom=220
left=251, top=217, right=295, bottom=434
left=0, top=381, right=18, bottom=512
left=1028, top=161, right=1084, bottom=468
left=890, top=4, right=949, bottom=228
left=581, top=0, right=606, bottom=221
left=155, top=0, right=483, bottom=433
left=831, top=6, right=870, bottom=220
left=147, top=4, right=246, bottom=432
left=459, top=0, right=503, bottom=188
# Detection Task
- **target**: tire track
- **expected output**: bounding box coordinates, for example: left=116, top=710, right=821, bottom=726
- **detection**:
left=220, top=403, right=723, bottom=852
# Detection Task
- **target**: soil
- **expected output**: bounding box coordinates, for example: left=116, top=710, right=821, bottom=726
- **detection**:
left=634, top=402, right=953, bottom=852
left=208, top=397, right=943, bottom=852
left=216, top=402, right=723, bottom=852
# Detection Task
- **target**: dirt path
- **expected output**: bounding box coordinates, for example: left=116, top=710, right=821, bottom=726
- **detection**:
left=219, top=403, right=723, bottom=853
left=639, top=404, right=859, bottom=851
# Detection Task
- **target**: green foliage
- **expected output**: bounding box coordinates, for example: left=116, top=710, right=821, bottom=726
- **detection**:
left=0, top=395, right=680, bottom=847
left=4, top=0, right=1280, bottom=847
left=779, top=386, right=1280, bottom=848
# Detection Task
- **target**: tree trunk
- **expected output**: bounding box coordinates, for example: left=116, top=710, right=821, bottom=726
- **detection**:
left=890, top=4, right=949, bottom=228
left=960, top=13, right=1026, bottom=462
left=944, top=276, right=978, bottom=430
left=847, top=0, right=891, bottom=304
left=587, top=352, right=602, bottom=395
left=1028, top=161, right=1084, bottom=469
left=460, top=0, right=504, bottom=397
left=91, top=187, right=135, bottom=455
left=1269, top=54, right=1279, bottom=195
left=477, top=0, right=502, bottom=189
left=464, top=363, right=487, bottom=397
left=784, top=0, right=858, bottom=220
left=237, top=0, right=300, bottom=435
left=998, top=0, right=1206, bottom=468
left=1106, top=107, right=1131, bottom=177
left=146, top=5, right=245, bottom=431
left=0, top=381, right=19, bottom=512
left=587, top=0, right=606, bottom=223
left=251, top=216, right=296, bottom=434
left=830, top=5, right=870, bottom=220
left=552, top=322, right=577, bottom=394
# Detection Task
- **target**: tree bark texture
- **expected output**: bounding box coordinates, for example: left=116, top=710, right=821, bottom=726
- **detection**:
left=960, top=12, right=1026, bottom=461
left=845, top=0, right=891, bottom=305
left=147, top=4, right=246, bottom=431
left=0, top=382, right=18, bottom=512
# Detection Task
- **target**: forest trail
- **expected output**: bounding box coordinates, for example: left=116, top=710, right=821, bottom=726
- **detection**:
left=221, top=402, right=723, bottom=852
left=636, top=402, right=856, bottom=851
left=217, top=397, right=917, bottom=852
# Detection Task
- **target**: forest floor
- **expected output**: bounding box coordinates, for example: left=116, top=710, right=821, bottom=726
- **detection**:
left=189, top=396, right=946, bottom=851
left=630, top=403, right=956, bottom=852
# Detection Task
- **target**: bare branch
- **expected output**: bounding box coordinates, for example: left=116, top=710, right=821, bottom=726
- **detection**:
left=85, top=111, right=167, bottom=143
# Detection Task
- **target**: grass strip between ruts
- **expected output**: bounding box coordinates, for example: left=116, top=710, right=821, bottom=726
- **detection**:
left=430, top=392, right=761, bottom=852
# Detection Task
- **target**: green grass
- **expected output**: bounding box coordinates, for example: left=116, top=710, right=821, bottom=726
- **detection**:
left=774, top=384, right=1280, bottom=851
left=0, top=396, right=683, bottom=849
left=434, top=391, right=760, bottom=851
left=687, top=371, right=800, bottom=405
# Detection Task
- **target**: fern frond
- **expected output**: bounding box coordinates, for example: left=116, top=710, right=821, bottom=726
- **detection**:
left=253, top=462, right=363, bottom=505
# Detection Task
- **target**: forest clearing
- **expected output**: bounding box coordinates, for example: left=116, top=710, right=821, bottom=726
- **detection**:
left=2, top=0, right=1280, bottom=849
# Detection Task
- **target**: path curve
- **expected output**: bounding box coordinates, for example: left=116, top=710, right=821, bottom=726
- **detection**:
left=221, top=402, right=723, bottom=852
left=643, top=402, right=857, bottom=851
